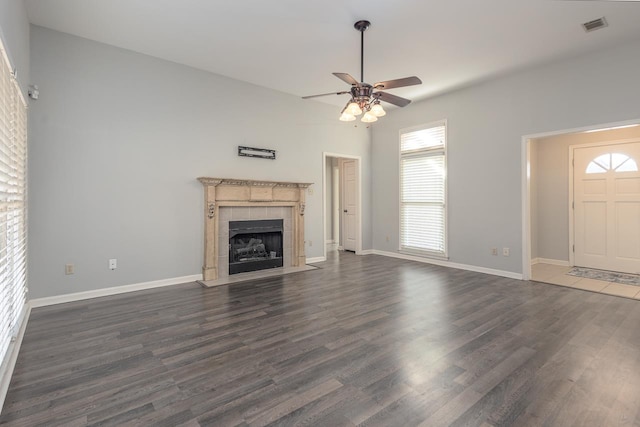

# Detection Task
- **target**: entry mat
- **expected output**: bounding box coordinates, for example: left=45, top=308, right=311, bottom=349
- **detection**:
left=567, top=267, right=640, bottom=286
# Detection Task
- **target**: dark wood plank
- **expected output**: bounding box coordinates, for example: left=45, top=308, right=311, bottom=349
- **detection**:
left=2, top=251, right=640, bottom=426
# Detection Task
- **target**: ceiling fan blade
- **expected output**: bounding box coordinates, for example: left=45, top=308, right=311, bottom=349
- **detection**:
left=302, top=91, right=350, bottom=99
left=376, top=91, right=412, bottom=107
left=374, top=76, right=422, bottom=90
left=333, top=73, right=359, bottom=86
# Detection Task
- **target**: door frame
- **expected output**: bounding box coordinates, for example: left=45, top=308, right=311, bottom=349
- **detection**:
left=322, top=152, right=362, bottom=260
left=521, top=118, right=640, bottom=280
left=568, top=138, right=640, bottom=267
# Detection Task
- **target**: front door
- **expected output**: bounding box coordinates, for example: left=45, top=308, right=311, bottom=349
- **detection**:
left=573, top=141, right=640, bottom=274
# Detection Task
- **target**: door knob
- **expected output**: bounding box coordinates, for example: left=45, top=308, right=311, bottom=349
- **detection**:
left=344, top=209, right=348, bottom=213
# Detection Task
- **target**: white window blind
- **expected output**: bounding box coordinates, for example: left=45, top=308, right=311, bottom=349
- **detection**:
left=400, top=122, right=446, bottom=256
left=0, top=40, right=27, bottom=368
left=401, top=125, right=446, bottom=152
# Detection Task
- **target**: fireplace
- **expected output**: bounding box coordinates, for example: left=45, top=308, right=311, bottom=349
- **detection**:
left=229, top=219, right=284, bottom=274
left=198, top=177, right=312, bottom=280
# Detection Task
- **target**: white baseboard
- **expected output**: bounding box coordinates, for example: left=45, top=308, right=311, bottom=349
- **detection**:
left=357, top=249, right=374, bottom=255
left=337, top=246, right=344, bottom=251
left=306, top=256, right=326, bottom=264
left=534, top=258, right=570, bottom=267
left=0, top=303, right=31, bottom=414
left=325, top=239, right=335, bottom=244
left=371, top=250, right=523, bottom=280
left=29, top=274, right=203, bottom=308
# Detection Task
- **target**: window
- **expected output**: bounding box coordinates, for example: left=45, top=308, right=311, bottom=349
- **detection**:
left=0, top=40, right=28, bottom=368
left=586, top=153, right=638, bottom=174
left=400, top=121, right=446, bottom=257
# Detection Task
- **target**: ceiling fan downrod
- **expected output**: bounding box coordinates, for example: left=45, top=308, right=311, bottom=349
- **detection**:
left=354, top=20, right=371, bottom=84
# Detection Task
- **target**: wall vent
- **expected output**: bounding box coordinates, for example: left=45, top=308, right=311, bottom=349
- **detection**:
left=583, top=17, right=608, bottom=33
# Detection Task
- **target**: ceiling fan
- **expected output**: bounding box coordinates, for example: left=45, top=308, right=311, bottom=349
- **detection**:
left=302, top=20, right=422, bottom=123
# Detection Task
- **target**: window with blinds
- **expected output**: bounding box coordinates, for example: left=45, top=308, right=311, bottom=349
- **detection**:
left=0, top=41, right=28, bottom=369
left=400, top=121, right=447, bottom=256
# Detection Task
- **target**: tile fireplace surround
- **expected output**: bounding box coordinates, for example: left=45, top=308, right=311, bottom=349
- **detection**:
left=198, top=177, right=312, bottom=281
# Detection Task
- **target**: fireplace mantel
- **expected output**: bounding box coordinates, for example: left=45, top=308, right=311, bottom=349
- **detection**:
left=198, top=177, right=312, bottom=280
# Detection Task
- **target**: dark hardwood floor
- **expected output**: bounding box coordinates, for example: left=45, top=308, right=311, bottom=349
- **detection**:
left=2, top=252, right=640, bottom=426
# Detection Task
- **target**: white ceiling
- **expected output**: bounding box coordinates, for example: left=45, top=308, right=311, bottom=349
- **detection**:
left=25, top=0, right=640, bottom=108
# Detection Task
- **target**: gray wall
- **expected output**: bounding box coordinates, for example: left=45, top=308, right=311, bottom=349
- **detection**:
left=0, top=0, right=29, bottom=95
left=28, top=26, right=371, bottom=299
left=371, top=38, right=640, bottom=274
left=532, top=126, right=640, bottom=262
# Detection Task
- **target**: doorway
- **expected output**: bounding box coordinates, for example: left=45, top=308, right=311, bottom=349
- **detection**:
left=522, top=120, right=640, bottom=290
left=323, top=153, right=362, bottom=259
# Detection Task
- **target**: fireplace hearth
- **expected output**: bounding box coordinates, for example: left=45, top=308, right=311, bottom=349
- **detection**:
left=229, top=219, right=284, bottom=274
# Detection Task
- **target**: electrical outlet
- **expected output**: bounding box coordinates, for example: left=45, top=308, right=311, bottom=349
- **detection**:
left=386, top=236, right=390, bottom=242
left=65, top=264, right=74, bottom=275
left=491, top=248, right=498, bottom=256
left=308, top=240, right=313, bottom=247
left=503, top=248, right=510, bottom=257
left=308, top=187, right=314, bottom=195
left=109, top=259, right=117, bottom=270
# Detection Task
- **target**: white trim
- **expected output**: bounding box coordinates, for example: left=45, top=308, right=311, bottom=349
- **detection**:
left=0, top=304, right=31, bottom=414
left=358, top=249, right=374, bottom=255
left=306, top=256, right=326, bottom=264
left=29, top=274, right=202, bottom=308
left=325, top=239, right=335, bottom=244
left=371, top=250, right=523, bottom=280
left=521, top=118, right=640, bottom=283
left=322, top=152, right=362, bottom=260
left=523, top=119, right=640, bottom=141
left=568, top=143, right=574, bottom=268
left=399, top=248, right=448, bottom=261
left=522, top=137, right=532, bottom=280
left=398, top=119, right=448, bottom=257
left=398, top=120, right=448, bottom=136
left=534, top=258, right=570, bottom=267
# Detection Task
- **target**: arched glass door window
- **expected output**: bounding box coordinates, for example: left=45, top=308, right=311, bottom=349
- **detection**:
left=586, top=153, right=638, bottom=174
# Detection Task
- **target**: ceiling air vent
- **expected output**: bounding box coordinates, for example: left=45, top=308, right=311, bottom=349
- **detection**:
left=583, top=17, right=608, bottom=33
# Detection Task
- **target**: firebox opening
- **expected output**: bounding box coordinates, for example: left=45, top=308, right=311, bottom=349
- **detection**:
left=229, top=219, right=284, bottom=275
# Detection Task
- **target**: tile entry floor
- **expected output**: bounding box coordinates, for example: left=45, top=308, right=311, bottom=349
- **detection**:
left=532, top=263, right=640, bottom=300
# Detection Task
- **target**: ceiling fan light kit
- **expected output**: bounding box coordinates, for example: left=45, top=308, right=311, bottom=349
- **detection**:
left=371, top=101, right=386, bottom=117
left=302, top=20, right=422, bottom=124
left=346, top=101, right=363, bottom=116
left=339, top=111, right=356, bottom=122
left=361, top=111, right=378, bottom=123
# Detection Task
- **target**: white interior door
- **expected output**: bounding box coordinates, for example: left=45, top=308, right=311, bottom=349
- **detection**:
left=332, top=165, right=340, bottom=243
left=573, top=141, right=640, bottom=274
left=342, top=159, right=357, bottom=252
